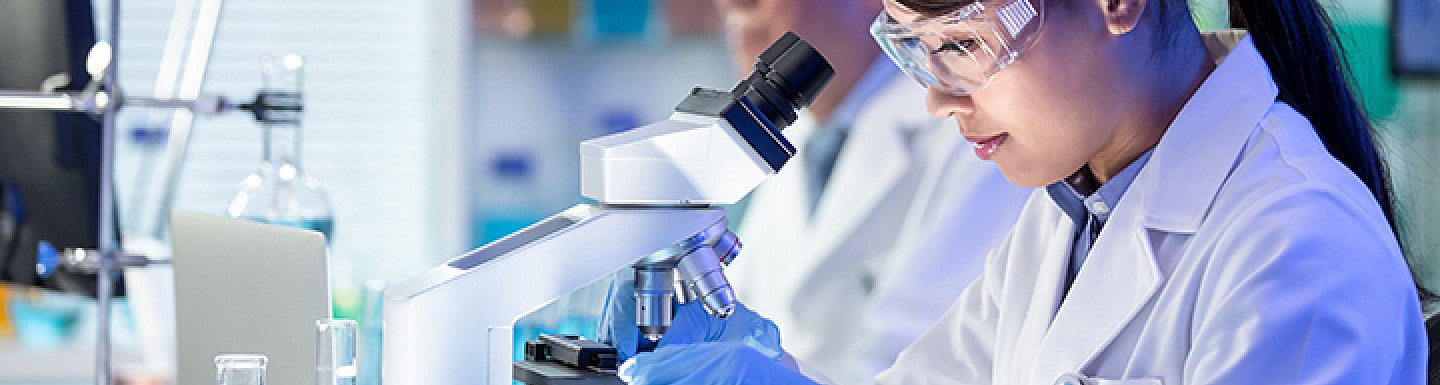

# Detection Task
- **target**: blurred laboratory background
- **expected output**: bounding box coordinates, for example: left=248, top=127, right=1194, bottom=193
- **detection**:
left=0, top=0, right=1436, bottom=384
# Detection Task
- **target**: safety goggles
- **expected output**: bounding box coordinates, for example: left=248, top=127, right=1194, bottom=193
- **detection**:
left=870, top=0, right=1043, bottom=95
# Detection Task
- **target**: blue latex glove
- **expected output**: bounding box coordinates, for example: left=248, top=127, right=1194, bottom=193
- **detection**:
left=619, top=342, right=819, bottom=385
left=598, top=268, right=784, bottom=362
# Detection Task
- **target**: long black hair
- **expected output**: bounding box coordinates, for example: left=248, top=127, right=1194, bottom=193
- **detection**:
left=1224, top=0, right=1436, bottom=302
left=1226, top=0, right=1393, bottom=230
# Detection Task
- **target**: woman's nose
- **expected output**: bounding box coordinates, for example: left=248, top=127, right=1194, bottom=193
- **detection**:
left=926, top=88, right=974, bottom=119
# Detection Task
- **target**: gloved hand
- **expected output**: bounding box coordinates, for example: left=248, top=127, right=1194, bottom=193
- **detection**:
left=619, top=342, right=819, bottom=385
left=597, top=267, right=784, bottom=362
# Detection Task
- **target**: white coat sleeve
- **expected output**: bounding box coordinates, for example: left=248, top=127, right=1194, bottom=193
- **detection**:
left=874, top=233, right=1010, bottom=385
left=1184, top=185, right=1427, bottom=385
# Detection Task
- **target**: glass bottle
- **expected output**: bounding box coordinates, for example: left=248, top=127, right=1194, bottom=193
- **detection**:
left=227, top=54, right=334, bottom=240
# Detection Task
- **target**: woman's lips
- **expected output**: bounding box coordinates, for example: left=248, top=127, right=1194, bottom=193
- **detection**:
left=965, top=133, right=1008, bottom=161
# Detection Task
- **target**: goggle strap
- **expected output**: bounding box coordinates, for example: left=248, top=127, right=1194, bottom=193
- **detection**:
left=997, top=0, right=1038, bottom=38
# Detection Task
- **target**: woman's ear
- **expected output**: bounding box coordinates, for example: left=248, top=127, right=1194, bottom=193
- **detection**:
left=1098, top=0, right=1147, bottom=35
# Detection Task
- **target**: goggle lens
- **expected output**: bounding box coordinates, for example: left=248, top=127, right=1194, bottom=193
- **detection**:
left=871, top=0, right=1041, bottom=95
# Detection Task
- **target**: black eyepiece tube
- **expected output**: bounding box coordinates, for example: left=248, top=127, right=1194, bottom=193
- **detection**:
left=672, top=31, right=832, bottom=172
left=732, top=31, right=834, bottom=130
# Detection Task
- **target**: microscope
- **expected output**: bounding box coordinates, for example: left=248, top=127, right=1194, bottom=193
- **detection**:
left=382, top=32, right=833, bottom=385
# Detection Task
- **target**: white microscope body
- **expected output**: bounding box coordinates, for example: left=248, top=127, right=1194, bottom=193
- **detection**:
left=382, top=32, right=833, bottom=385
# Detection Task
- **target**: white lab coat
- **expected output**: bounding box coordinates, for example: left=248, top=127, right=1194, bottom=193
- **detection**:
left=876, top=32, right=1428, bottom=385
left=726, top=61, right=1032, bottom=385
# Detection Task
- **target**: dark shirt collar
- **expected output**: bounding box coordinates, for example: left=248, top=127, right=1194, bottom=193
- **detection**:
left=1046, top=149, right=1155, bottom=228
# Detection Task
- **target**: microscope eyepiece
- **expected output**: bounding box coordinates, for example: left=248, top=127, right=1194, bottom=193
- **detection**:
left=619, top=36, right=832, bottom=346
left=732, top=31, right=835, bottom=129
left=671, top=31, right=834, bottom=174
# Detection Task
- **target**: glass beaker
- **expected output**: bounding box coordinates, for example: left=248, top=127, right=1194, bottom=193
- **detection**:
left=316, top=319, right=357, bottom=385
left=215, top=354, right=267, bottom=385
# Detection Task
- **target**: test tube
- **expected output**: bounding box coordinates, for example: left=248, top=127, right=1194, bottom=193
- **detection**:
left=316, top=319, right=358, bottom=385
left=215, top=354, right=267, bottom=385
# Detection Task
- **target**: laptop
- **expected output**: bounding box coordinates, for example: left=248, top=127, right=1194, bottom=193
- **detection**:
left=170, top=211, right=331, bottom=385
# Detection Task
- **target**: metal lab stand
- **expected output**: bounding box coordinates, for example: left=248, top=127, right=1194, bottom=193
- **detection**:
left=0, top=0, right=287, bottom=384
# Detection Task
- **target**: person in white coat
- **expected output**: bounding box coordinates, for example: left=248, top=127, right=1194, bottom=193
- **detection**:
left=711, top=0, right=1032, bottom=383
left=617, top=0, right=1431, bottom=383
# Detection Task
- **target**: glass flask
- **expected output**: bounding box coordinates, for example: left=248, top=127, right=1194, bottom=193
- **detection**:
left=227, top=54, right=335, bottom=240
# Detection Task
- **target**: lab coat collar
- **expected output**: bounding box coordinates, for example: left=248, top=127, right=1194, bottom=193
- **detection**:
left=821, top=56, right=902, bottom=133
left=1025, top=32, right=1278, bottom=381
left=809, top=60, right=911, bottom=235
left=793, top=61, right=932, bottom=282
left=1139, top=31, right=1276, bottom=234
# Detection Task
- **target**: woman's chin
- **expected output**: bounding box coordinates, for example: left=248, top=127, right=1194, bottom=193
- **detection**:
left=996, top=163, right=1069, bottom=189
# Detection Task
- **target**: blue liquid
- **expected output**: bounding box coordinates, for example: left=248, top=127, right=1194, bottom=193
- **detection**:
left=591, top=0, right=651, bottom=38
left=7, top=292, right=83, bottom=350
left=240, top=216, right=335, bottom=244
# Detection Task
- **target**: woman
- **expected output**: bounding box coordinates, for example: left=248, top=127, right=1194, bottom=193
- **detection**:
left=620, top=0, right=1430, bottom=383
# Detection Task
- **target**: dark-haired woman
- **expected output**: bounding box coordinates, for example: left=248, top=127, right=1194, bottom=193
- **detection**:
left=619, top=0, right=1429, bottom=383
